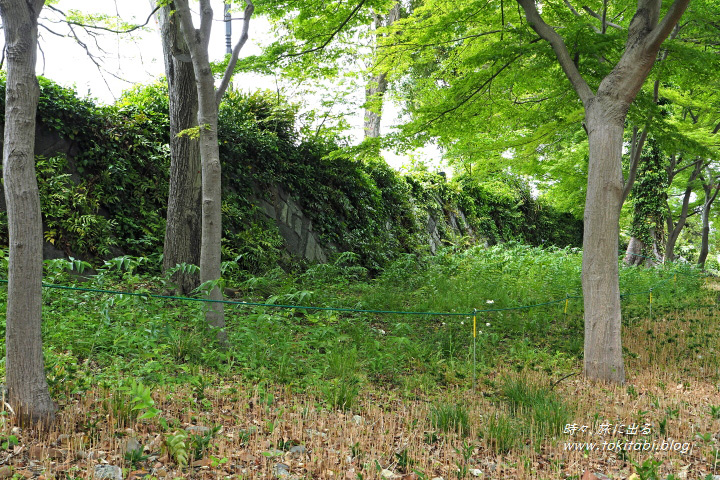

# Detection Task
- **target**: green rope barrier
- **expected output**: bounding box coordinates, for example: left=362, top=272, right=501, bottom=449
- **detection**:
left=0, top=279, right=472, bottom=317
left=0, top=253, right=705, bottom=318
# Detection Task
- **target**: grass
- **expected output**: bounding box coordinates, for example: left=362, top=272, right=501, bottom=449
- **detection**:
left=0, top=244, right=714, bottom=478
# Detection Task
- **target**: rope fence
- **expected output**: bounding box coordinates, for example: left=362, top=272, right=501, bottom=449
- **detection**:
left=0, top=252, right=707, bottom=318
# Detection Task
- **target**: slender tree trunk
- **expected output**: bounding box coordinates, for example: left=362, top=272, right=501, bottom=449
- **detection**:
left=196, top=75, right=227, bottom=345
left=582, top=102, right=625, bottom=384
left=174, top=0, right=248, bottom=346
left=665, top=160, right=702, bottom=262
left=364, top=72, right=388, bottom=138
left=698, top=202, right=711, bottom=268
left=158, top=2, right=202, bottom=294
left=697, top=175, right=719, bottom=269
left=363, top=3, right=401, bottom=138
left=0, top=0, right=56, bottom=425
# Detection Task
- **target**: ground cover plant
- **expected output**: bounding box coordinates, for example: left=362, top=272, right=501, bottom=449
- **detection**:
left=0, top=244, right=715, bottom=479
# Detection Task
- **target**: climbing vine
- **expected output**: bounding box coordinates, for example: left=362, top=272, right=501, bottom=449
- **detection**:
left=0, top=77, right=582, bottom=273
left=629, top=141, right=668, bottom=259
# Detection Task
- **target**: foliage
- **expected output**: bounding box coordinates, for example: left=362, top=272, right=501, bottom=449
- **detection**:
left=429, top=402, right=470, bottom=436
left=0, top=77, right=582, bottom=275
left=628, top=141, right=668, bottom=257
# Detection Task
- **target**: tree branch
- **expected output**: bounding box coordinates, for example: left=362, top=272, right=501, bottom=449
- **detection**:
left=645, top=0, right=691, bottom=51
left=516, top=0, right=594, bottom=105
left=284, top=0, right=367, bottom=57
left=380, top=31, right=504, bottom=50
left=670, top=159, right=703, bottom=239
left=173, top=0, right=200, bottom=53
left=581, top=5, right=622, bottom=30
left=216, top=0, right=254, bottom=108
left=563, top=0, right=581, bottom=17
left=414, top=51, right=527, bottom=134
left=622, top=126, right=647, bottom=203
left=672, top=157, right=704, bottom=177
left=198, top=0, right=213, bottom=51
left=44, top=4, right=161, bottom=34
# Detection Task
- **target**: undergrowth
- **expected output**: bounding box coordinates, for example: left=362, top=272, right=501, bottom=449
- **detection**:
left=0, top=243, right=710, bottom=477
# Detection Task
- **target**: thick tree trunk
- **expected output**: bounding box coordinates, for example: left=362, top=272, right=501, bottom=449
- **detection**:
left=0, top=0, right=56, bottom=425
left=159, top=3, right=202, bottom=295
left=582, top=103, right=625, bottom=384
left=624, top=237, right=645, bottom=266
left=516, top=0, right=689, bottom=384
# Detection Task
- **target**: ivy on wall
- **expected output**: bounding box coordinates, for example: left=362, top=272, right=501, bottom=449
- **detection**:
left=0, top=77, right=582, bottom=273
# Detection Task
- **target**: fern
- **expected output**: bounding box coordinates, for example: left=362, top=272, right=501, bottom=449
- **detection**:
left=165, top=431, right=189, bottom=466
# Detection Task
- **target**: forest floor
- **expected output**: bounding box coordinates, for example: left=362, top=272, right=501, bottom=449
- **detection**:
left=0, top=248, right=717, bottom=480
left=1, top=308, right=718, bottom=480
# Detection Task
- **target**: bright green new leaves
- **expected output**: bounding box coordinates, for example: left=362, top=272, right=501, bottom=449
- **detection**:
left=233, top=0, right=395, bottom=79
left=374, top=0, right=718, bottom=216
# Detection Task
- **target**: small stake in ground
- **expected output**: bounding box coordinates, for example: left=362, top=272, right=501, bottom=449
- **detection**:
left=472, top=309, right=477, bottom=392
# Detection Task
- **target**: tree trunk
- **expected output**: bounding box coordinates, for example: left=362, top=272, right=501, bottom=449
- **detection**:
left=196, top=76, right=227, bottom=345
left=697, top=175, right=719, bottom=269
left=158, top=2, right=202, bottom=295
left=582, top=102, right=625, bottom=384
left=363, top=3, right=401, bottom=139
left=698, top=202, right=710, bottom=268
left=665, top=160, right=702, bottom=262
left=364, top=72, right=388, bottom=138
left=174, top=0, right=233, bottom=346
left=0, top=0, right=56, bottom=425
left=624, top=237, right=645, bottom=266
left=516, top=0, right=690, bottom=384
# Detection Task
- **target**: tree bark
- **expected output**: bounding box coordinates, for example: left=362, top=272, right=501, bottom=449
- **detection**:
left=697, top=171, right=719, bottom=268
left=158, top=2, right=202, bottom=295
left=363, top=3, right=401, bottom=138
left=517, top=0, right=691, bottom=384
left=665, top=159, right=702, bottom=262
left=173, top=0, right=253, bottom=345
left=174, top=0, right=226, bottom=345
left=0, top=0, right=56, bottom=425
left=582, top=102, right=625, bottom=383
left=624, top=236, right=645, bottom=266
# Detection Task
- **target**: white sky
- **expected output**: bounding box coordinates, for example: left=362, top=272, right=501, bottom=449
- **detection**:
left=21, top=0, right=443, bottom=170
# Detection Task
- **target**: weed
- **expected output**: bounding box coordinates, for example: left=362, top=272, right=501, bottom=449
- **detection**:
left=501, top=376, right=573, bottom=438
left=320, top=378, right=360, bottom=411
left=429, top=402, right=470, bottom=436
left=482, top=413, right=520, bottom=454
left=124, top=447, right=149, bottom=468
left=189, top=425, right=222, bottom=460
left=395, top=448, right=415, bottom=473
left=631, top=457, right=662, bottom=480
left=0, top=435, right=18, bottom=450
left=164, top=431, right=189, bottom=466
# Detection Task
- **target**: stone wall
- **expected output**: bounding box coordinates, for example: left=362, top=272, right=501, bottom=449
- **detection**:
left=4, top=126, right=478, bottom=265
left=256, top=184, right=328, bottom=263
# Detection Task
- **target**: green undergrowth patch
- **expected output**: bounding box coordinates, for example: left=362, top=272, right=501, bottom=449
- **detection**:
left=0, top=244, right=708, bottom=416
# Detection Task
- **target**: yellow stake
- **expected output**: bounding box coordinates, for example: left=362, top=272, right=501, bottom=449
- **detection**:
left=564, top=297, right=569, bottom=314
left=473, top=315, right=477, bottom=338
left=650, top=291, right=653, bottom=304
